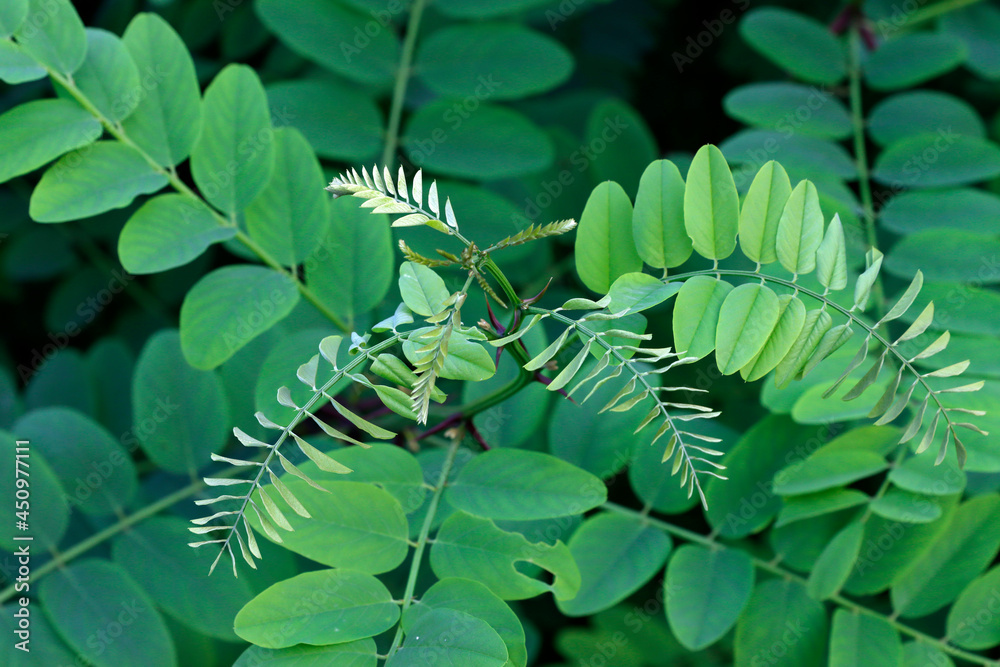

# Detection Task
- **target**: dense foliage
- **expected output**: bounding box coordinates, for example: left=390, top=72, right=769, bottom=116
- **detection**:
left=1, top=0, right=999, bottom=666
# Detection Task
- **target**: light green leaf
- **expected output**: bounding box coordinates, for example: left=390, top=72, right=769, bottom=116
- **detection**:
left=666, top=545, right=754, bottom=651
left=191, top=64, right=275, bottom=217
left=389, top=608, right=507, bottom=667
left=180, top=266, right=299, bottom=369
left=606, top=273, right=681, bottom=314
left=889, top=453, right=965, bottom=496
left=902, top=642, right=955, bottom=667
left=775, top=449, right=887, bottom=496
left=398, top=261, right=450, bottom=317
left=776, top=180, right=823, bottom=275
left=234, top=640, right=378, bottom=667
left=72, top=29, right=141, bottom=123
left=0, top=39, right=45, bottom=84
left=447, top=449, right=605, bottom=521
left=403, top=102, right=553, bottom=180
left=632, top=159, right=692, bottom=269
left=891, top=495, right=1000, bottom=618
left=118, top=194, right=234, bottom=274
left=672, top=275, right=734, bottom=360
left=715, top=283, right=781, bottom=375
left=734, top=579, right=829, bottom=666
left=829, top=609, right=902, bottom=666
left=558, top=513, right=671, bottom=617
left=121, top=12, right=203, bottom=167
left=417, top=23, right=571, bottom=100
left=430, top=511, right=581, bottom=601
left=864, top=33, right=967, bottom=90
left=739, top=160, right=792, bottom=265
left=774, top=308, right=833, bottom=387
left=29, top=141, right=168, bottom=222
left=310, top=444, right=427, bottom=513
left=684, top=144, right=739, bottom=260
left=574, top=180, right=641, bottom=293
left=870, top=488, right=943, bottom=524
left=132, top=330, right=229, bottom=474
left=740, top=295, right=807, bottom=382
left=947, top=564, right=1000, bottom=649
left=40, top=559, right=175, bottom=667
left=13, top=0, right=86, bottom=75
left=247, top=128, right=328, bottom=266
left=403, top=329, right=495, bottom=381
left=816, top=213, right=847, bottom=290
left=0, top=99, right=101, bottom=185
left=0, top=0, right=27, bottom=37
left=807, top=519, right=864, bottom=601
left=776, top=488, right=871, bottom=528
left=256, top=0, right=399, bottom=87
left=234, top=569, right=399, bottom=648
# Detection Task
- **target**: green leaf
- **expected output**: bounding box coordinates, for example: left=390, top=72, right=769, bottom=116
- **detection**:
left=430, top=511, right=581, bottom=601
left=864, top=33, right=967, bottom=90
left=880, top=188, right=1000, bottom=235
left=807, top=519, right=865, bottom=601
left=398, top=261, right=450, bottom=317
left=672, top=275, right=734, bottom=360
left=776, top=180, right=824, bottom=276
left=632, top=159, right=692, bottom=268
left=13, top=0, right=86, bottom=75
left=557, top=513, right=671, bottom=617
left=574, top=180, right=642, bottom=293
left=112, top=516, right=252, bottom=640
left=868, top=91, right=984, bottom=148
left=666, top=545, right=754, bottom=651
left=829, top=609, right=902, bottom=667
left=71, top=29, right=141, bottom=124
left=121, top=12, right=203, bottom=167
left=29, top=141, right=167, bottom=222
left=191, top=64, right=275, bottom=217
left=947, top=564, right=1000, bottom=649
left=773, top=308, right=833, bottom=387
left=774, top=449, right=888, bottom=496
left=724, top=83, right=852, bottom=140
left=870, top=488, right=943, bottom=524
left=389, top=608, right=507, bottom=667
left=873, top=135, right=1000, bottom=189
left=902, top=642, right=955, bottom=667
left=403, top=102, right=553, bottom=180
left=246, top=128, right=328, bottom=266
left=0, top=0, right=27, bottom=37
left=15, top=407, right=137, bottom=515
left=885, top=229, right=1000, bottom=284
left=266, top=79, right=381, bottom=163
left=435, top=0, right=552, bottom=19
left=740, top=295, right=807, bottom=382
left=892, top=495, right=1000, bottom=618
left=0, top=603, right=75, bottom=666
left=585, top=98, right=659, bottom=196
left=234, top=641, right=378, bottom=667
left=816, top=213, right=848, bottom=290
left=306, top=198, right=392, bottom=327
left=403, top=329, right=495, bottom=382
left=132, top=330, right=229, bottom=474
left=417, top=23, right=571, bottom=100
left=180, top=266, right=299, bottom=369
left=734, top=579, right=829, bottom=666
left=684, top=144, right=739, bottom=261
left=738, top=160, right=792, bottom=265
left=0, top=431, right=68, bottom=552
left=251, top=479, right=409, bottom=573
left=447, top=449, right=605, bottom=521
left=889, top=453, right=965, bottom=496
left=119, top=194, right=233, bottom=274
left=715, top=283, right=781, bottom=375
left=40, top=559, right=175, bottom=667
left=705, top=415, right=820, bottom=538
left=312, top=444, right=427, bottom=513
left=0, top=99, right=101, bottom=185
left=739, top=7, right=846, bottom=84
left=776, top=488, right=871, bottom=528
left=722, top=130, right=858, bottom=181
left=0, top=39, right=45, bottom=84
left=256, top=0, right=399, bottom=87
left=607, top=272, right=681, bottom=314
left=940, top=2, right=1000, bottom=79
left=235, top=569, right=399, bottom=649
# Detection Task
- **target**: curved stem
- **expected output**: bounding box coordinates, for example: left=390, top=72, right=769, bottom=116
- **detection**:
left=384, top=435, right=461, bottom=659
left=602, top=502, right=995, bottom=667
left=380, top=0, right=430, bottom=169
left=45, top=68, right=349, bottom=332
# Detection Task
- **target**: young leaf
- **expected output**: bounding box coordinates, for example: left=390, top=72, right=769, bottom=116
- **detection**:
left=632, top=159, right=693, bottom=268
left=684, top=144, right=740, bottom=260
left=815, top=213, right=848, bottom=290
left=739, top=160, right=792, bottom=265
left=398, top=261, right=450, bottom=317
left=672, top=276, right=734, bottom=360
left=776, top=180, right=824, bottom=276
left=714, top=283, right=781, bottom=375
left=574, top=180, right=642, bottom=293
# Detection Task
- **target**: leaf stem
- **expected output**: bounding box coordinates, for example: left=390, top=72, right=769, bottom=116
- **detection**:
left=900, top=0, right=982, bottom=28
left=380, top=0, right=430, bottom=169
left=601, top=501, right=995, bottom=666
left=384, top=434, right=461, bottom=659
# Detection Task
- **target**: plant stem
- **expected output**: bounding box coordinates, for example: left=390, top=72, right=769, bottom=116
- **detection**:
left=900, top=0, right=982, bottom=28
left=380, top=0, right=430, bottom=169
left=46, top=68, right=349, bottom=333
left=847, top=28, right=886, bottom=320
left=601, top=502, right=995, bottom=666
left=385, top=435, right=461, bottom=659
